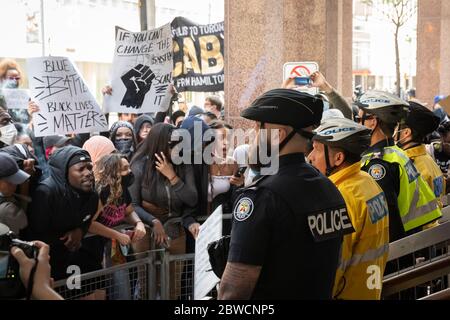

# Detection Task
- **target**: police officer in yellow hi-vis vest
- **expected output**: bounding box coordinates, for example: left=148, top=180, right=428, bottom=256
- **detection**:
left=309, top=117, right=389, bottom=300
left=394, top=101, right=445, bottom=210
left=356, top=91, right=441, bottom=242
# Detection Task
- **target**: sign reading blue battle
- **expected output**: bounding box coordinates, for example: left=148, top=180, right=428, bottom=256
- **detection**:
left=27, top=56, right=108, bottom=137
left=171, top=17, right=224, bottom=93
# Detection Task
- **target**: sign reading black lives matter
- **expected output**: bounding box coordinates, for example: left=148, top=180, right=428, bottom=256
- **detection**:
left=27, top=56, right=108, bottom=137
left=171, top=17, right=224, bottom=92
left=103, top=24, right=173, bottom=114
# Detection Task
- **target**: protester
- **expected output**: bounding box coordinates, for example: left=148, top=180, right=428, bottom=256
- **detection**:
left=0, top=59, right=30, bottom=124
left=86, top=153, right=146, bottom=271
left=82, top=135, right=116, bottom=170
left=0, top=153, right=30, bottom=234
left=204, top=96, right=223, bottom=120
left=109, top=121, right=137, bottom=161
left=43, top=135, right=71, bottom=160
left=207, top=120, right=244, bottom=213
left=0, top=110, right=17, bottom=148
left=130, top=122, right=198, bottom=299
left=134, top=114, right=154, bottom=144
left=170, top=110, right=185, bottom=128
left=27, top=146, right=98, bottom=280
left=14, top=124, right=34, bottom=155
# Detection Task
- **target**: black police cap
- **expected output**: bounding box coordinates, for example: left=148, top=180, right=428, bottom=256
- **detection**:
left=241, top=89, right=324, bottom=129
left=406, top=101, right=440, bottom=136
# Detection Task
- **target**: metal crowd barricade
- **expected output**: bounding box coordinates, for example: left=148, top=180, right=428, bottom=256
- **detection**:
left=53, top=249, right=162, bottom=300
left=52, top=213, right=233, bottom=300
left=382, top=220, right=450, bottom=299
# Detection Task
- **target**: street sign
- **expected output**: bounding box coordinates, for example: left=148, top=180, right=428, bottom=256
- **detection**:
left=283, top=61, right=319, bottom=95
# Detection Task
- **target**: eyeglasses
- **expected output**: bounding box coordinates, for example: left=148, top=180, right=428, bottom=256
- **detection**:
left=355, top=115, right=375, bottom=124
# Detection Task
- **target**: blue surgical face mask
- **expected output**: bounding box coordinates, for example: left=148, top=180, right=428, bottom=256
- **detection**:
left=2, top=79, right=19, bottom=89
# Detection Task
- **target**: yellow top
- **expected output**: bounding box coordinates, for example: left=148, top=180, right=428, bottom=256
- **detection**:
left=330, top=162, right=390, bottom=300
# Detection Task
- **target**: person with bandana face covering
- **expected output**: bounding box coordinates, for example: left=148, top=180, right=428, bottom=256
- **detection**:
left=0, top=59, right=30, bottom=124
left=0, top=110, right=18, bottom=148
left=109, top=121, right=137, bottom=161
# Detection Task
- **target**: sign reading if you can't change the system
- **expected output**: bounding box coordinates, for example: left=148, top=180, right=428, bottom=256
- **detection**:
left=283, top=61, right=319, bottom=95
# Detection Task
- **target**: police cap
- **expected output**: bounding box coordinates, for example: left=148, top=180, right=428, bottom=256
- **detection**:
left=406, top=101, right=440, bottom=136
left=241, top=89, right=324, bottom=129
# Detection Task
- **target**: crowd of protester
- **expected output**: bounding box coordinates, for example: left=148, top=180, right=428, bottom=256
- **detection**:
left=1, top=55, right=450, bottom=300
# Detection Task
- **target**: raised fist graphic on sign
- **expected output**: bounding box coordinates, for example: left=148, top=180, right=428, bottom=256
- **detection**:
left=120, top=64, right=155, bottom=109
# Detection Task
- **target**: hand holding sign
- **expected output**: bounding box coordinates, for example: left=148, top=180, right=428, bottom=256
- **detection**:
left=120, top=64, right=155, bottom=109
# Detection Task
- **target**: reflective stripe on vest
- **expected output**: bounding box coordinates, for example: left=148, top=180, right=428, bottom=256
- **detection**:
left=338, top=243, right=389, bottom=271
left=362, top=146, right=441, bottom=232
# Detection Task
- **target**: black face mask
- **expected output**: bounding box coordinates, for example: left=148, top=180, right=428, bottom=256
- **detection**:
left=121, top=172, right=135, bottom=188
left=114, top=139, right=133, bottom=155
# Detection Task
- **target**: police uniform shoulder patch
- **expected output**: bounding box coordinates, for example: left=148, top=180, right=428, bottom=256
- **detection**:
left=368, top=164, right=386, bottom=181
left=234, top=197, right=254, bottom=222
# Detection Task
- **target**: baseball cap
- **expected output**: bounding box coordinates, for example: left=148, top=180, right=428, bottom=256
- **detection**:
left=0, top=153, right=30, bottom=185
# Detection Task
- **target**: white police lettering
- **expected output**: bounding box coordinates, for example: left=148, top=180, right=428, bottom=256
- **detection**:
left=367, top=193, right=389, bottom=224
left=321, top=127, right=356, bottom=136
left=368, top=164, right=386, bottom=181
left=233, top=197, right=254, bottom=222
left=308, top=207, right=354, bottom=241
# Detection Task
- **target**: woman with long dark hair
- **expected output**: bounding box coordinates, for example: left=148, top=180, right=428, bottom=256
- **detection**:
left=130, top=123, right=199, bottom=244
left=129, top=123, right=198, bottom=299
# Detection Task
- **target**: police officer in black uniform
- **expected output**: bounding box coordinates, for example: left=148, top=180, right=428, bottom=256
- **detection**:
left=218, top=89, right=354, bottom=300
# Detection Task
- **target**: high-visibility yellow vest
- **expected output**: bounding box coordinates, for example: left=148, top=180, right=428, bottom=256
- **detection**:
left=362, top=145, right=441, bottom=232
left=405, top=144, right=445, bottom=206
left=330, top=163, right=389, bottom=300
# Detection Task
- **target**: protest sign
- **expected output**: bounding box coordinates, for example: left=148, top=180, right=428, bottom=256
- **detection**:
left=1, top=89, right=30, bottom=109
left=194, top=205, right=223, bottom=300
left=27, top=56, right=108, bottom=137
left=104, top=24, right=173, bottom=114
left=172, top=17, right=224, bottom=93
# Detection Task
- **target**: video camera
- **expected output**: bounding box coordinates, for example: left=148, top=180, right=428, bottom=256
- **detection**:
left=0, top=223, right=38, bottom=299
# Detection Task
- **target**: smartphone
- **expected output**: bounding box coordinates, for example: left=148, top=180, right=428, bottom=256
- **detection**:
left=294, top=77, right=312, bottom=86
left=234, top=166, right=247, bottom=178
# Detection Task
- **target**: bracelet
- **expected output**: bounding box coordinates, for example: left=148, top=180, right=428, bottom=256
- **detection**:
left=169, top=174, right=177, bottom=182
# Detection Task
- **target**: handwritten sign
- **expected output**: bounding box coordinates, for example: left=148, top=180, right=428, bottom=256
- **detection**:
left=27, top=56, right=108, bottom=137
left=2, top=89, right=30, bottom=109
left=194, top=205, right=223, bottom=300
left=103, top=24, right=173, bottom=114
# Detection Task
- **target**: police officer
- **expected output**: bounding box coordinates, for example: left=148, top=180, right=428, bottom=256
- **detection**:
left=395, top=101, right=444, bottom=210
left=309, top=118, right=389, bottom=300
left=218, top=89, right=354, bottom=300
left=356, top=91, right=441, bottom=242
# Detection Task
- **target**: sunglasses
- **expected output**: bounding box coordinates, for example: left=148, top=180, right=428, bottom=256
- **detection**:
left=7, top=76, right=21, bottom=81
